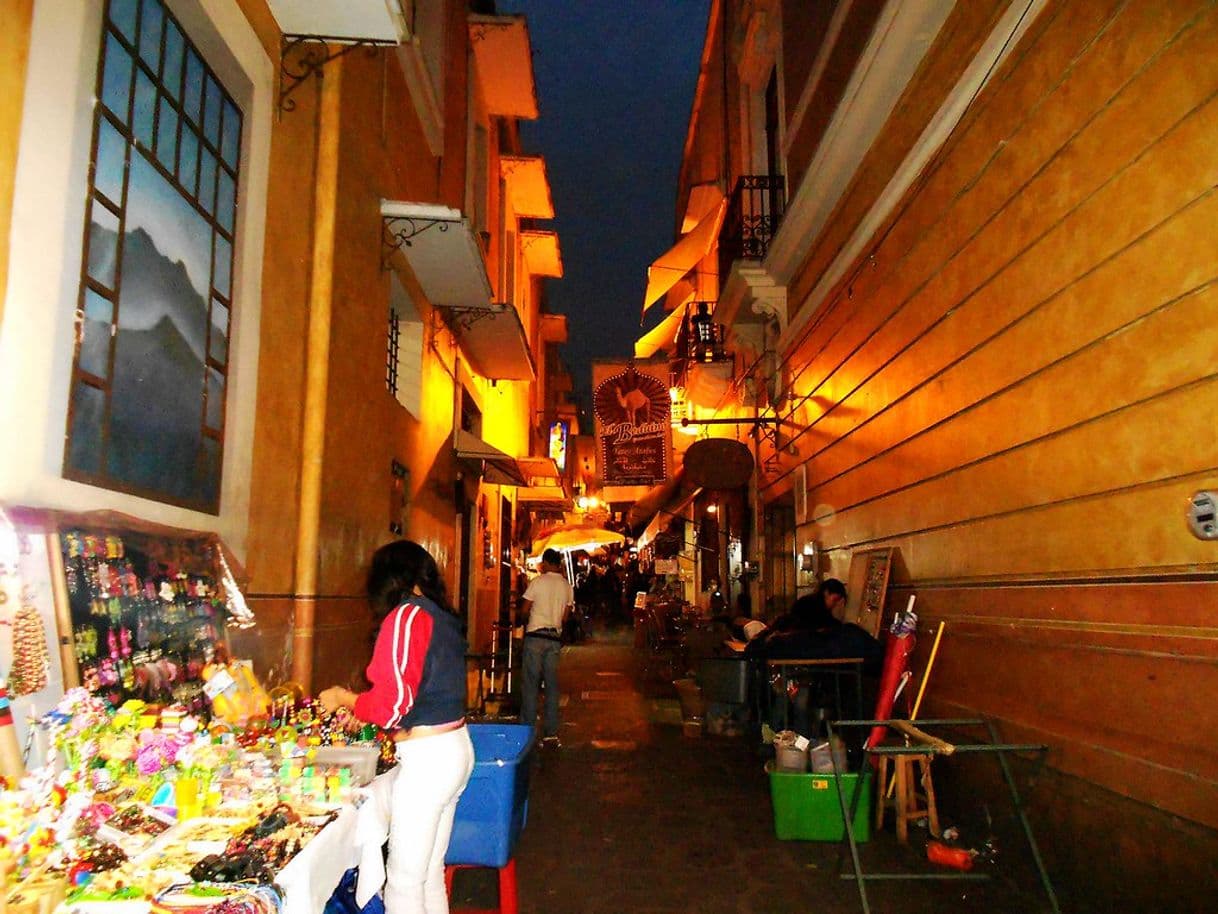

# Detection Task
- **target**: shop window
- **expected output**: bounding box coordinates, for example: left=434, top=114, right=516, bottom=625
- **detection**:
left=387, top=274, right=423, bottom=419
left=65, top=0, right=243, bottom=514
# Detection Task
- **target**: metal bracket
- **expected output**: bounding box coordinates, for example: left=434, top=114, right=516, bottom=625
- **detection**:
left=443, top=303, right=507, bottom=332
left=278, top=35, right=392, bottom=117
left=380, top=215, right=453, bottom=271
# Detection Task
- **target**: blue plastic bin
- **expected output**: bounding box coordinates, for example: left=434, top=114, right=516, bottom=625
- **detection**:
left=445, top=723, right=535, bottom=867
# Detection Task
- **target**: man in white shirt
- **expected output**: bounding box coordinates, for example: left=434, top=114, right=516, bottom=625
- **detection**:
left=519, top=548, right=574, bottom=746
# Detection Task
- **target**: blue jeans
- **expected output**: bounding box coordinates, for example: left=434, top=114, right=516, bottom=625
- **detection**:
left=520, top=635, right=562, bottom=738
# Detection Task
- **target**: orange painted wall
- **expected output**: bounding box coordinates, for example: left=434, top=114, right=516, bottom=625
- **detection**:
left=0, top=0, right=34, bottom=325
left=234, top=1, right=483, bottom=686
left=765, top=0, right=1218, bottom=832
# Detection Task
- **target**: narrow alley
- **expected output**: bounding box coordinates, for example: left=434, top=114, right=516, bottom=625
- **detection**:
left=452, top=627, right=1046, bottom=914
left=0, top=0, right=1216, bottom=912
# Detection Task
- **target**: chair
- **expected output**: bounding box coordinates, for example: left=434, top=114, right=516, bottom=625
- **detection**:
left=643, top=605, right=687, bottom=680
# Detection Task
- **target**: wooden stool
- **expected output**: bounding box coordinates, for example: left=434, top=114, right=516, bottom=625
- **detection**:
left=445, top=858, right=518, bottom=914
left=875, top=752, right=940, bottom=844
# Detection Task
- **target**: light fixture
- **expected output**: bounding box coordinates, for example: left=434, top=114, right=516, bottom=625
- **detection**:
left=706, top=503, right=718, bottom=515
left=800, top=542, right=818, bottom=572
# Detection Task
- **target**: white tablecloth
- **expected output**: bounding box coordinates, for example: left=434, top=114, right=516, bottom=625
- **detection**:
left=276, top=802, right=362, bottom=914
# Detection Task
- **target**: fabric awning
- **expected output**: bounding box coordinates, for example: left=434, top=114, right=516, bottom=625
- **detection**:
left=641, top=199, right=726, bottom=317
left=381, top=201, right=493, bottom=309
left=468, top=14, right=539, bottom=119
left=635, top=303, right=689, bottom=359
left=501, top=156, right=554, bottom=218
left=454, top=429, right=526, bottom=486
left=623, top=472, right=701, bottom=528
left=633, top=480, right=701, bottom=550
left=521, top=230, right=563, bottom=277
left=449, top=304, right=536, bottom=381
left=516, top=486, right=573, bottom=511
left=517, top=455, right=561, bottom=483
left=681, top=182, right=724, bottom=233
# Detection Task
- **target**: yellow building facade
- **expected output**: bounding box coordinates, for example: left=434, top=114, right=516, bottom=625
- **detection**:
left=0, top=0, right=566, bottom=695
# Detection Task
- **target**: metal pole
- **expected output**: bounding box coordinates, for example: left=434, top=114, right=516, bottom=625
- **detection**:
left=828, top=719, right=871, bottom=914
left=986, top=719, right=1061, bottom=914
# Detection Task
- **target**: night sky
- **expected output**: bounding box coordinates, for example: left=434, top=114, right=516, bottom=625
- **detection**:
left=499, top=0, right=711, bottom=400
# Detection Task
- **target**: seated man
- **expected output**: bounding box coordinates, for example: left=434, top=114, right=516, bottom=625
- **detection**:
left=769, top=578, right=848, bottom=634
left=745, top=581, right=884, bottom=735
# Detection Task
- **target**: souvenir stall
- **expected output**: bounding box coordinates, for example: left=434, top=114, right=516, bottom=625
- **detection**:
left=0, top=509, right=393, bottom=914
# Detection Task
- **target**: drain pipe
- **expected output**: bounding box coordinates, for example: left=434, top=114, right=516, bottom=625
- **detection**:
left=290, top=58, right=343, bottom=691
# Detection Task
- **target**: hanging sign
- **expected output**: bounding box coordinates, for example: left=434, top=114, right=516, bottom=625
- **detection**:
left=592, top=362, right=672, bottom=486
left=548, top=420, right=569, bottom=472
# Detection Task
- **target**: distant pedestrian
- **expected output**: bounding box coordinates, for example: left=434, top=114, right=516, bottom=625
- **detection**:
left=520, top=548, right=574, bottom=746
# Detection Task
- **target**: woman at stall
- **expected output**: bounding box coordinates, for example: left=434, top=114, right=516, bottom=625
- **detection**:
left=319, top=540, right=474, bottom=914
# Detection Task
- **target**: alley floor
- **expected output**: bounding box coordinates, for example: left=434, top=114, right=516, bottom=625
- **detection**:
left=450, top=624, right=1056, bottom=914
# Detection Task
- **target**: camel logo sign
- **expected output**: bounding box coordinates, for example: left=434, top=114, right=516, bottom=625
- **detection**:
left=592, top=362, right=671, bottom=486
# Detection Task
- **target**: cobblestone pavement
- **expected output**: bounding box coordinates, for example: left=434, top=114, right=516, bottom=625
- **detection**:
left=450, top=624, right=1049, bottom=914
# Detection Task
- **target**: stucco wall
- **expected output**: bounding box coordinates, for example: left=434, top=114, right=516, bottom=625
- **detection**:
left=769, top=0, right=1218, bottom=832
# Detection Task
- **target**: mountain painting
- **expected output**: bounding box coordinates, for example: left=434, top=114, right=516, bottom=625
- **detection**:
left=69, top=152, right=225, bottom=510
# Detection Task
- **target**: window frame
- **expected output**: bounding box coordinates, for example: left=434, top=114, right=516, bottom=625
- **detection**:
left=63, top=0, right=244, bottom=514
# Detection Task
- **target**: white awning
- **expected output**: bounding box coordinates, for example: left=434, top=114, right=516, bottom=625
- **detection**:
left=469, top=14, right=539, bottom=120
left=454, top=429, right=525, bottom=487
left=642, top=199, right=726, bottom=316
left=450, top=305, right=536, bottom=381
left=501, top=156, right=554, bottom=219
left=521, top=230, right=563, bottom=278
left=381, top=201, right=493, bottom=309
left=268, top=0, right=408, bottom=41
left=634, top=303, right=688, bottom=360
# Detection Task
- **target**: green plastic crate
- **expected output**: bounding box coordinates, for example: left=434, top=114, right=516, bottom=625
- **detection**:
left=766, top=762, right=872, bottom=842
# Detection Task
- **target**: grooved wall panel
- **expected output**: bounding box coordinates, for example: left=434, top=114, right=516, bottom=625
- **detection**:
left=774, top=0, right=1218, bottom=825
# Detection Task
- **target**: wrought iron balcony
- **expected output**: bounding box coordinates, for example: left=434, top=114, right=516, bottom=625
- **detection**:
left=718, top=174, right=786, bottom=280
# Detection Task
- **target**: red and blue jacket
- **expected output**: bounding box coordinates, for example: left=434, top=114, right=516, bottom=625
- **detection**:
left=353, top=596, right=467, bottom=729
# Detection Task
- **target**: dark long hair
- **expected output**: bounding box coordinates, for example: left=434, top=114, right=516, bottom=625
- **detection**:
left=366, top=540, right=455, bottom=622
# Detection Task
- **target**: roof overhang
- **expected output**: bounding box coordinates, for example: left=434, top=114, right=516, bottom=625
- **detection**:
left=449, top=305, right=536, bottom=381
left=268, top=0, right=408, bottom=42
left=454, top=429, right=525, bottom=487
left=642, top=199, right=726, bottom=316
left=501, top=156, right=554, bottom=218
left=469, top=14, right=539, bottom=120
left=381, top=200, right=493, bottom=309
left=521, top=230, right=563, bottom=278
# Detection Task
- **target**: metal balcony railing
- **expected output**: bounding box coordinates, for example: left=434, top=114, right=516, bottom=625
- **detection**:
left=719, top=174, right=786, bottom=281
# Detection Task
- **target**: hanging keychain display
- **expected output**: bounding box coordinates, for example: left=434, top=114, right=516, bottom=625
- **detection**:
left=9, top=593, right=49, bottom=697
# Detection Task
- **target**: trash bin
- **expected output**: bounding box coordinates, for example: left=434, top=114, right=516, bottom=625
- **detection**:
left=445, top=724, right=535, bottom=867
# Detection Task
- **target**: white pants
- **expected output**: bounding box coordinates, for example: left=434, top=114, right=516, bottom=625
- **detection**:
left=384, top=727, right=475, bottom=914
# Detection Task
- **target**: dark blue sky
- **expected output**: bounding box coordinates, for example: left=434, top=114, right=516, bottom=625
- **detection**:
left=500, top=0, right=711, bottom=395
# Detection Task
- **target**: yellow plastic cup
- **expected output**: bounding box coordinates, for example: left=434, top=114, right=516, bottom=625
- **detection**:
left=174, top=776, right=200, bottom=821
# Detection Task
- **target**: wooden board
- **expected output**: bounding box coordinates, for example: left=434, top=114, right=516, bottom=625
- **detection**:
left=840, top=547, right=894, bottom=637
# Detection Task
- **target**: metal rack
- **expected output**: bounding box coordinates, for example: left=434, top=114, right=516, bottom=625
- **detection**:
left=826, top=717, right=1059, bottom=914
